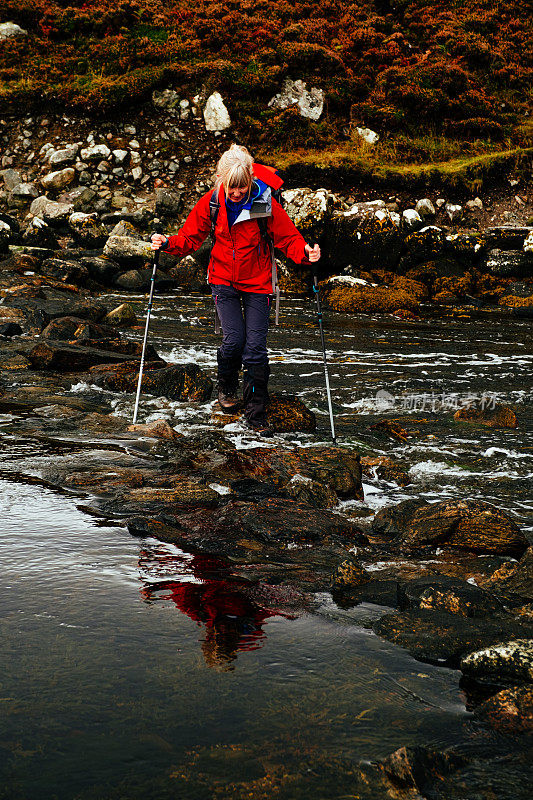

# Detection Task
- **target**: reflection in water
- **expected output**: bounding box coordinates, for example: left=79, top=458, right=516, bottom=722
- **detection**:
left=139, top=545, right=295, bottom=671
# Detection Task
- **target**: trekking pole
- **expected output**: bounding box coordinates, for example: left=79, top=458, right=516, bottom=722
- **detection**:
left=312, top=268, right=337, bottom=445
left=132, top=225, right=163, bottom=424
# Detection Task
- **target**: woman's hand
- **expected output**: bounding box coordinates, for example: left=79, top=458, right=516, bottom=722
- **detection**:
left=305, top=243, right=321, bottom=262
left=151, top=233, right=168, bottom=250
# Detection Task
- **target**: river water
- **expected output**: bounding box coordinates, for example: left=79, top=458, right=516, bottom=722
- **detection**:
left=1, top=294, right=531, bottom=799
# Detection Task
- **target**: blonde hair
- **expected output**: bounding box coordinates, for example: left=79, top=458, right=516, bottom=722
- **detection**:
left=215, top=144, right=254, bottom=197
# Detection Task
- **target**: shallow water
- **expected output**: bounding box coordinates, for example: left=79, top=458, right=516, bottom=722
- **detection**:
left=1, top=294, right=532, bottom=798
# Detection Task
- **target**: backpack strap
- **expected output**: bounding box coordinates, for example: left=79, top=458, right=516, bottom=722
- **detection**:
left=209, top=188, right=220, bottom=242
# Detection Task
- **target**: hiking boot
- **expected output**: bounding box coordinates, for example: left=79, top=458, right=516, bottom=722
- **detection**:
left=218, top=388, right=240, bottom=414
left=243, top=362, right=272, bottom=434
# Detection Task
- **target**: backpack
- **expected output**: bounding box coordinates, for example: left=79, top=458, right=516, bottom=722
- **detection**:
left=209, top=165, right=284, bottom=328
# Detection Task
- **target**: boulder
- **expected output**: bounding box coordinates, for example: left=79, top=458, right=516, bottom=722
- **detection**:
left=374, top=610, right=532, bottom=667
left=203, top=92, right=231, bottom=131
left=398, top=576, right=505, bottom=618
left=27, top=342, right=139, bottom=371
left=58, top=186, right=97, bottom=212
left=268, top=78, right=324, bottom=122
left=402, top=209, right=423, bottom=230
left=401, top=226, right=446, bottom=268
left=282, top=187, right=343, bottom=241
left=265, top=394, right=316, bottom=433
left=41, top=316, right=118, bottom=342
left=80, top=144, right=111, bottom=162
left=91, top=362, right=213, bottom=402
left=475, top=685, right=533, bottom=733
left=461, top=640, right=533, bottom=685
left=1, top=169, right=22, bottom=190
left=486, top=249, right=533, bottom=278
left=43, top=201, right=74, bottom=225
left=321, top=279, right=420, bottom=314
left=127, top=419, right=183, bottom=441
left=0, top=322, right=23, bottom=337
left=166, top=254, right=208, bottom=292
left=155, top=188, right=183, bottom=216
left=372, top=498, right=527, bottom=556
left=327, top=212, right=403, bottom=272
left=68, top=212, right=108, bottom=248
left=330, top=556, right=371, bottom=593
left=0, top=22, right=27, bottom=39
left=79, top=256, right=120, bottom=285
left=415, top=198, right=436, bottom=218
left=10, top=183, right=39, bottom=201
left=285, top=474, right=338, bottom=508
left=488, top=225, right=532, bottom=250
left=104, top=303, right=137, bottom=327
left=41, top=168, right=76, bottom=192
left=445, top=203, right=463, bottom=223
left=114, top=269, right=149, bottom=290
left=103, top=234, right=151, bottom=267
left=39, top=258, right=89, bottom=285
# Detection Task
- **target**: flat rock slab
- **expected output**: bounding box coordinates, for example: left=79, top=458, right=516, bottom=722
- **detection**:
left=398, top=575, right=506, bottom=618
left=28, top=342, right=143, bottom=371
left=128, top=498, right=367, bottom=560
left=373, top=609, right=532, bottom=667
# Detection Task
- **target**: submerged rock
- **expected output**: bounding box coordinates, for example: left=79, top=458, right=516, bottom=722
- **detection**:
left=398, top=576, right=505, bottom=618
left=454, top=404, right=518, bottom=428
left=91, top=361, right=213, bottom=402
left=266, top=394, right=316, bottom=433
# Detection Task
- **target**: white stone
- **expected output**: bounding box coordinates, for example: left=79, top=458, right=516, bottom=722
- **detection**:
left=389, top=212, right=401, bottom=227
left=131, top=166, right=143, bottom=181
left=268, top=78, right=324, bottom=122
left=465, top=197, right=483, bottom=212
left=130, top=152, right=142, bottom=166
left=415, top=198, right=436, bottom=217
left=445, top=203, right=463, bottom=222
left=112, top=149, right=128, bottom=165
left=203, top=92, right=231, bottom=132
left=402, top=209, right=423, bottom=227
left=436, top=198, right=445, bottom=209
left=0, top=22, right=27, bottom=39
left=48, top=144, right=79, bottom=166
left=11, top=183, right=39, bottom=199
left=43, top=201, right=74, bottom=222
left=523, top=230, right=533, bottom=253
left=355, top=126, right=379, bottom=145
left=29, top=196, right=50, bottom=217
left=80, top=144, right=111, bottom=162
left=282, top=188, right=343, bottom=229
left=461, top=640, right=533, bottom=683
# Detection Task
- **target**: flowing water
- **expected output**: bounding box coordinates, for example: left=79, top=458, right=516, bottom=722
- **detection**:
left=1, top=294, right=531, bottom=799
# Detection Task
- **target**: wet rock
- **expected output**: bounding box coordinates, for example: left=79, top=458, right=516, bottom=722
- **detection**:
left=104, top=303, right=137, bottom=327
left=126, top=481, right=220, bottom=510
left=91, top=361, right=213, bottom=402
left=28, top=342, right=139, bottom=372
left=488, top=225, right=532, bottom=250
left=454, top=404, right=518, bottom=428
left=445, top=232, right=488, bottom=263
left=401, top=226, right=445, bottom=268
left=39, top=258, right=89, bottom=285
left=475, top=685, right=533, bottom=733
left=499, top=292, right=533, bottom=308
left=361, top=455, right=412, bottom=486
left=212, top=446, right=363, bottom=501
left=480, top=548, right=533, bottom=601
left=372, top=498, right=527, bottom=557
left=68, top=213, right=108, bottom=248
left=103, top=234, right=151, bottom=267
left=461, top=639, right=533, bottom=685
left=374, top=609, right=531, bottom=667
left=331, top=556, right=371, bottom=593
left=129, top=497, right=366, bottom=557
left=321, top=279, right=420, bottom=314
left=41, top=316, right=117, bottom=341
left=486, top=249, right=533, bottom=278
left=284, top=474, right=338, bottom=508
left=370, top=419, right=410, bottom=441
left=266, top=394, right=316, bottom=433
left=127, top=419, right=183, bottom=442
left=114, top=269, right=147, bottom=290
left=268, top=78, right=324, bottom=121
left=398, top=576, right=505, bottom=618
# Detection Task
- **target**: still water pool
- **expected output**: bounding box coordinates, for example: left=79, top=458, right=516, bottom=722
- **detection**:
left=1, top=479, right=468, bottom=800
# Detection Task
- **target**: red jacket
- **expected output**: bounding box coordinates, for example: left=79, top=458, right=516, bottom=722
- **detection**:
left=163, top=183, right=311, bottom=294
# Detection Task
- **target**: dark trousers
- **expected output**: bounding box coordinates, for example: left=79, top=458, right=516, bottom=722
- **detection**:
left=211, top=284, right=271, bottom=424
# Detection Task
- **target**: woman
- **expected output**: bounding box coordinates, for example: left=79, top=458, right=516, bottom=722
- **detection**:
left=151, top=144, right=320, bottom=435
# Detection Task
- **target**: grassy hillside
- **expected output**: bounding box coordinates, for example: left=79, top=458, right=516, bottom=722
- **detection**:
left=0, top=0, right=531, bottom=174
